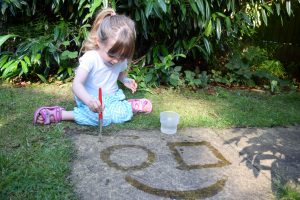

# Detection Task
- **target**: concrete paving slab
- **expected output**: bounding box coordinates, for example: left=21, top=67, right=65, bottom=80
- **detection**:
left=66, top=128, right=280, bottom=200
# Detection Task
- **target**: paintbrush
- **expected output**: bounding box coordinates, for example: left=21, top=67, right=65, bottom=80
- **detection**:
left=98, top=87, right=103, bottom=135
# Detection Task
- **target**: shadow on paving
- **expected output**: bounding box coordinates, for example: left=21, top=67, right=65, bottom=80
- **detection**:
left=217, top=126, right=300, bottom=194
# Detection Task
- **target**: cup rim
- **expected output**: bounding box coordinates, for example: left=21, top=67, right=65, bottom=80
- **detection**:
left=160, top=111, right=179, bottom=116
left=160, top=111, right=180, bottom=123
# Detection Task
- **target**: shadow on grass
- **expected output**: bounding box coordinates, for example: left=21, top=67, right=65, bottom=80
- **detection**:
left=222, top=127, right=300, bottom=197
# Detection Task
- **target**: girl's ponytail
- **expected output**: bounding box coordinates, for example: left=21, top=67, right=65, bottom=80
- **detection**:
left=81, top=8, right=115, bottom=52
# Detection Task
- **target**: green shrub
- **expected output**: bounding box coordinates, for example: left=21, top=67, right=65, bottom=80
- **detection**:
left=1, top=0, right=299, bottom=84
left=257, top=60, right=286, bottom=78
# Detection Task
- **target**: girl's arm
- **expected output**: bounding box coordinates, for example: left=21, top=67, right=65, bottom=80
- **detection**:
left=118, top=71, right=128, bottom=83
left=118, top=71, right=137, bottom=93
left=72, top=68, right=102, bottom=113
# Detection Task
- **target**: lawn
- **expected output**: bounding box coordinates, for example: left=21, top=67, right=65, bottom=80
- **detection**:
left=1, top=82, right=300, bottom=199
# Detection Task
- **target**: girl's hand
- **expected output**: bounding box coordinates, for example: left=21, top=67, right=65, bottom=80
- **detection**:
left=87, top=97, right=104, bottom=113
left=123, top=78, right=137, bottom=93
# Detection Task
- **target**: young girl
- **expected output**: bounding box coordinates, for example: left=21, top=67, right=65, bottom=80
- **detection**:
left=33, top=8, right=152, bottom=126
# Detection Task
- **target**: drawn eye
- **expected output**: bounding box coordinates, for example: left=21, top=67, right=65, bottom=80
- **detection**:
left=100, top=144, right=156, bottom=171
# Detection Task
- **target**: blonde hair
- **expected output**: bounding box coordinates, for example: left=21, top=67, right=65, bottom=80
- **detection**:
left=81, top=8, right=136, bottom=60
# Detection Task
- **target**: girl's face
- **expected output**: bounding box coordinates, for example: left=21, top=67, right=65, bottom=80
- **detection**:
left=97, top=40, right=125, bottom=66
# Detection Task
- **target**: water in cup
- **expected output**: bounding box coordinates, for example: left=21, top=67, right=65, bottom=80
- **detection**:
left=160, top=111, right=180, bottom=134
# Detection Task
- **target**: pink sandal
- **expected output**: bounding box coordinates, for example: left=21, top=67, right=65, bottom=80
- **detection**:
left=128, top=98, right=152, bottom=114
left=33, top=106, right=65, bottom=125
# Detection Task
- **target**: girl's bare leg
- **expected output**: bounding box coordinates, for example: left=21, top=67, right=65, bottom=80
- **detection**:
left=62, top=111, right=74, bottom=121
left=36, top=110, right=74, bottom=124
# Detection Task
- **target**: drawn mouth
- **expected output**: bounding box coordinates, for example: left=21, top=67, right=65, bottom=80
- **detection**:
left=125, top=175, right=227, bottom=199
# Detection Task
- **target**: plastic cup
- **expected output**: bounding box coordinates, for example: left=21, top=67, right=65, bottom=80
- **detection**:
left=160, top=111, right=180, bottom=134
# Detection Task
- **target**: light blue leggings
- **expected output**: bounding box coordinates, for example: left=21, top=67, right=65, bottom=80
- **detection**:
left=73, top=89, right=133, bottom=126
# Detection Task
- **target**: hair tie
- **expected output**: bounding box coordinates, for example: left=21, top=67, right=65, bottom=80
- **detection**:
left=109, top=12, right=116, bottom=16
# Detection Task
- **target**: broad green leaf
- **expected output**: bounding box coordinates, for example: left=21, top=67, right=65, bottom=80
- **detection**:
left=140, top=10, right=148, bottom=38
left=135, top=9, right=140, bottom=21
left=174, top=66, right=182, bottom=72
left=20, top=60, right=28, bottom=74
left=62, top=41, right=70, bottom=46
left=90, top=0, right=102, bottom=14
left=182, top=40, right=188, bottom=50
left=1, top=3, right=8, bottom=15
left=241, top=12, right=251, bottom=25
left=0, top=55, right=9, bottom=67
left=57, top=66, right=64, bottom=74
left=0, top=34, right=16, bottom=47
left=196, top=0, right=205, bottom=16
left=169, top=73, right=179, bottom=86
left=286, top=1, right=291, bottom=16
left=14, top=1, right=21, bottom=9
left=111, top=0, right=116, bottom=10
left=153, top=3, right=163, bottom=19
left=188, top=37, right=197, bottom=49
left=175, top=54, right=186, bottom=58
left=231, top=0, right=235, bottom=11
left=36, top=74, right=48, bottom=83
left=216, top=18, right=222, bottom=40
left=262, top=4, right=273, bottom=14
left=205, top=0, right=211, bottom=20
left=67, top=67, right=73, bottom=76
left=275, top=3, right=280, bottom=16
left=2, top=60, right=14, bottom=69
left=102, top=0, right=108, bottom=8
left=211, top=13, right=217, bottom=20
left=226, top=0, right=231, bottom=11
left=204, top=19, right=212, bottom=37
left=190, top=1, right=199, bottom=15
left=180, top=3, right=186, bottom=20
left=145, top=2, right=153, bottom=18
left=261, top=9, right=267, bottom=26
left=2, top=61, right=18, bottom=79
left=78, top=0, right=85, bottom=10
left=24, top=56, right=31, bottom=65
left=54, top=27, right=59, bottom=41
left=225, top=17, right=231, bottom=35
left=61, top=50, right=78, bottom=60
left=53, top=52, right=60, bottom=65
left=34, top=53, right=41, bottom=64
left=144, top=73, right=153, bottom=83
left=161, top=45, right=168, bottom=56
left=203, top=38, right=211, bottom=55
left=157, top=0, right=166, bottom=13
left=83, top=0, right=102, bottom=23
left=216, top=12, right=226, bottom=18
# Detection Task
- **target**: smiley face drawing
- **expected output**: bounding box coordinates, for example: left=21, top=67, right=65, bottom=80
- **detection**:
left=99, top=138, right=231, bottom=199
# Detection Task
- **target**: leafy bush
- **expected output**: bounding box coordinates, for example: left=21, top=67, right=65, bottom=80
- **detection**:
left=0, top=20, right=82, bottom=81
left=257, top=60, right=286, bottom=78
left=121, top=0, right=300, bottom=88
left=0, top=0, right=100, bottom=82
left=184, top=70, right=209, bottom=89
left=1, top=0, right=299, bottom=85
left=209, top=44, right=289, bottom=93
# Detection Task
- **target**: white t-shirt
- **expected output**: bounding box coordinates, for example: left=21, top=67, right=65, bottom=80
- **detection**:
left=77, top=50, right=127, bottom=96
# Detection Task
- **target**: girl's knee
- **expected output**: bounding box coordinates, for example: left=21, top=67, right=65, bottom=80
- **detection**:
left=110, top=102, right=133, bottom=123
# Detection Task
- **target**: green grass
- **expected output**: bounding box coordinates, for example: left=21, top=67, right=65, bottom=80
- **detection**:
left=274, top=180, right=300, bottom=200
left=0, top=83, right=76, bottom=199
left=1, top=82, right=300, bottom=199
